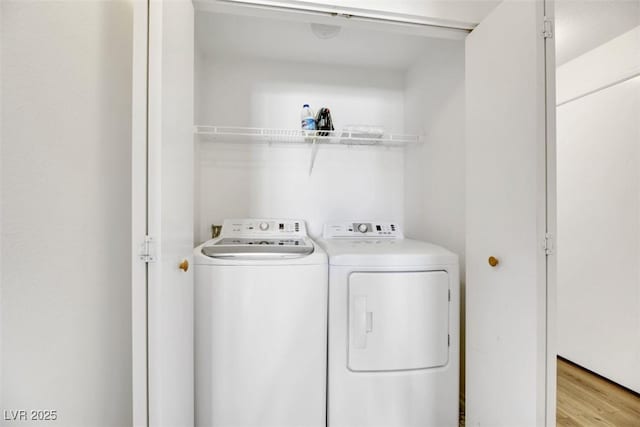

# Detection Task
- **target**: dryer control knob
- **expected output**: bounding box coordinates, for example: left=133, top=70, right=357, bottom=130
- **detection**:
left=259, top=222, right=269, bottom=231
left=357, top=223, right=369, bottom=233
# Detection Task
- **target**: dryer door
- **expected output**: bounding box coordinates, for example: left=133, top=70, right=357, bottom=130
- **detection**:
left=348, top=271, right=449, bottom=371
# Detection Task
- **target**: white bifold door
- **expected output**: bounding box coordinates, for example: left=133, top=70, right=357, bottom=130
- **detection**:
left=465, top=0, right=555, bottom=426
left=132, top=0, right=555, bottom=426
left=132, top=0, right=195, bottom=426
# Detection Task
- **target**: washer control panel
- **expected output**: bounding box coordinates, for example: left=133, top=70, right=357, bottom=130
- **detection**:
left=221, top=219, right=306, bottom=237
left=323, top=221, right=402, bottom=238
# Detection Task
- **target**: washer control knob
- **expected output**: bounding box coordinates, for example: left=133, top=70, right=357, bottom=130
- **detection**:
left=357, top=223, right=369, bottom=233
left=259, top=222, right=269, bottom=231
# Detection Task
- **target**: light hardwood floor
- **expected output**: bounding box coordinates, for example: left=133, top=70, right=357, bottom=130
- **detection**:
left=458, top=357, right=640, bottom=426
left=557, top=357, right=640, bottom=427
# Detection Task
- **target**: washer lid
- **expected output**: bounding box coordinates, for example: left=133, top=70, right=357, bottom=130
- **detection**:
left=201, top=237, right=314, bottom=259
left=318, top=238, right=457, bottom=266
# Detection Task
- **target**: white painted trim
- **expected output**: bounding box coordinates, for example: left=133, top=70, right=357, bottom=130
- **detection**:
left=0, top=0, right=4, bottom=409
left=535, top=2, right=550, bottom=425
left=194, top=0, right=471, bottom=39
left=557, top=71, right=640, bottom=107
left=146, top=0, right=163, bottom=423
left=544, top=1, right=557, bottom=426
left=131, top=0, right=149, bottom=425
left=556, top=26, right=640, bottom=105
left=201, top=0, right=475, bottom=28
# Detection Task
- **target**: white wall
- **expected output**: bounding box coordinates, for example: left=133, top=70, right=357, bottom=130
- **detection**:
left=1, top=1, right=133, bottom=425
left=194, top=55, right=406, bottom=241
left=403, top=40, right=466, bottom=393
left=555, top=0, right=640, bottom=66
left=403, top=41, right=465, bottom=265
left=556, top=26, right=640, bottom=393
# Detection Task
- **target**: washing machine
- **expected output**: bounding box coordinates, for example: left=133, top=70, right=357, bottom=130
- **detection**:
left=194, top=218, right=327, bottom=427
left=318, top=221, right=460, bottom=427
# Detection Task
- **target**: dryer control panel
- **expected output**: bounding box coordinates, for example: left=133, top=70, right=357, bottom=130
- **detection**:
left=323, top=221, right=403, bottom=238
left=222, top=218, right=306, bottom=237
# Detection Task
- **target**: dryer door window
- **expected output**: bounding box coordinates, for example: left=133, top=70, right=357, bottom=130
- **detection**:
left=348, top=271, right=449, bottom=372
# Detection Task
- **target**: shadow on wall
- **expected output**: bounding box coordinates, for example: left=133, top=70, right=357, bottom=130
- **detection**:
left=402, top=43, right=466, bottom=399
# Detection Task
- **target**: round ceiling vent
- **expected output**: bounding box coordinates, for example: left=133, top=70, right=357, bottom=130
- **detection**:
left=310, top=23, right=342, bottom=39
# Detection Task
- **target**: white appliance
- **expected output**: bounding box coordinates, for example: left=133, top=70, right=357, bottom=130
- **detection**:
left=194, top=218, right=328, bottom=427
left=318, top=221, right=460, bottom=427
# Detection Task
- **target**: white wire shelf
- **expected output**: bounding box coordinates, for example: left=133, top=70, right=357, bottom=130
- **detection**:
left=194, top=126, right=422, bottom=147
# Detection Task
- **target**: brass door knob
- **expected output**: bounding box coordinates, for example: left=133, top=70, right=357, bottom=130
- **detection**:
left=488, top=256, right=499, bottom=267
left=179, top=259, right=189, bottom=272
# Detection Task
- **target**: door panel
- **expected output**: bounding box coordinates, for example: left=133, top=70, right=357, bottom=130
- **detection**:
left=147, top=0, right=195, bottom=425
left=348, top=271, right=449, bottom=371
left=465, top=0, right=549, bottom=425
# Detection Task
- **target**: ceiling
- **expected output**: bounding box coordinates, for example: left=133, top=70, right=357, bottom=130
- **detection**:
left=555, top=0, right=640, bottom=65
left=195, top=11, right=463, bottom=70
left=196, top=1, right=640, bottom=68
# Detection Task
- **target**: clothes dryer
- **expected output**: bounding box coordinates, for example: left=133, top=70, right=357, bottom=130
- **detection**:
left=318, top=221, right=459, bottom=427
